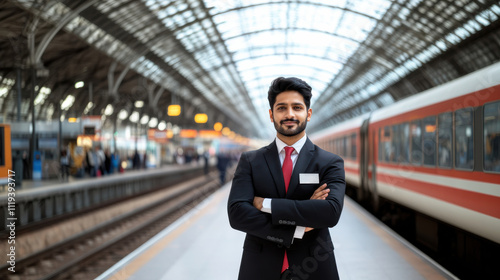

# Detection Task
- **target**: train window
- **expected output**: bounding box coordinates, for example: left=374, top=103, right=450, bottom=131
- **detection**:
left=484, top=101, right=500, bottom=172
left=351, top=133, right=357, bottom=159
left=410, top=120, right=422, bottom=165
left=380, top=127, right=392, bottom=162
left=438, top=113, right=453, bottom=168
left=396, top=123, right=409, bottom=163
left=423, top=116, right=437, bottom=166
left=344, top=136, right=350, bottom=158
left=455, top=108, right=474, bottom=170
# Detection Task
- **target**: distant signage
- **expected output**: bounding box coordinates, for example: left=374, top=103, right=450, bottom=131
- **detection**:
left=38, top=138, right=58, bottom=149
left=199, top=130, right=221, bottom=139
left=11, top=138, right=30, bottom=149
left=83, top=126, right=95, bottom=135
left=180, top=129, right=198, bottom=138
left=81, top=116, right=101, bottom=135
left=148, top=129, right=170, bottom=143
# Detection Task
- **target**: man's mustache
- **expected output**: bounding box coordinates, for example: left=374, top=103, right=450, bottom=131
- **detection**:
left=280, top=119, right=299, bottom=125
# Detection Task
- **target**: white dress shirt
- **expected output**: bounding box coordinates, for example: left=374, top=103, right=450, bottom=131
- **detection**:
left=261, top=134, right=307, bottom=239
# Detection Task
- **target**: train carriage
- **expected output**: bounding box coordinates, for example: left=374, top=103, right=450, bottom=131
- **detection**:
left=367, top=62, right=500, bottom=245
left=311, top=62, right=500, bottom=265
left=313, top=115, right=366, bottom=189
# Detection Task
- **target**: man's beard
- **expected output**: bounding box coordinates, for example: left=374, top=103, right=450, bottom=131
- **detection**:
left=274, top=118, right=307, bottom=137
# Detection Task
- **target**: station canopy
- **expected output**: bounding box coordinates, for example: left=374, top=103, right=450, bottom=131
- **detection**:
left=1, top=0, right=499, bottom=139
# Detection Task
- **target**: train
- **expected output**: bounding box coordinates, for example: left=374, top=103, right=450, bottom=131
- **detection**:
left=311, top=62, right=500, bottom=277
left=0, top=124, right=12, bottom=186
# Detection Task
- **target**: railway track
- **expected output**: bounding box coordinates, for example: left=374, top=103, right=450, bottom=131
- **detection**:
left=0, top=173, right=221, bottom=280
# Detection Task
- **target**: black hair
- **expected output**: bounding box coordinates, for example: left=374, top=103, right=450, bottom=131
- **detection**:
left=267, top=77, right=312, bottom=110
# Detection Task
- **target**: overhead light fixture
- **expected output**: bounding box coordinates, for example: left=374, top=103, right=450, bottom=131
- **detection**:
left=194, top=113, right=208, bottom=123
left=74, top=81, right=84, bottom=88
left=61, top=95, right=75, bottom=110
left=222, top=127, right=231, bottom=136
left=83, top=102, right=94, bottom=115
left=214, top=122, right=223, bottom=132
left=168, top=104, right=181, bottom=116
left=140, top=115, right=149, bottom=125
left=118, top=109, right=128, bottom=120
left=135, top=100, right=144, bottom=108
left=149, top=117, right=158, bottom=128
left=129, top=111, right=139, bottom=123
left=158, top=121, right=167, bottom=130
left=104, top=104, right=114, bottom=116
left=166, top=130, right=174, bottom=138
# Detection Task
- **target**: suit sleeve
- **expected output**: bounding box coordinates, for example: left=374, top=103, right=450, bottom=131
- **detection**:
left=227, top=152, right=295, bottom=247
left=271, top=155, right=345, bottom=229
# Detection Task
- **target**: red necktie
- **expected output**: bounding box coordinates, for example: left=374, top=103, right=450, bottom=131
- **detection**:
left=282, top=146, right=294, bottom=273
left=282, top=146, right=294, bottom=191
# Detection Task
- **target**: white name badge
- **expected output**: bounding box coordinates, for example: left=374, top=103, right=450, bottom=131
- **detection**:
left=299, top=173, right=319, bottom=184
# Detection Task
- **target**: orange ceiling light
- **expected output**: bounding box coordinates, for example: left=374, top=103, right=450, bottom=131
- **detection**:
left=194, top=113, right=208, bottom=123
left=221, top=127, right=231, bottom=136
left=168, top=104, right=181, bottom=116
left=214, top=122, right=223, bottom=131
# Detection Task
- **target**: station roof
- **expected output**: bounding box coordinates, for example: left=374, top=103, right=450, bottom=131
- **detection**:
left=1, top=0, right=500, bottom=139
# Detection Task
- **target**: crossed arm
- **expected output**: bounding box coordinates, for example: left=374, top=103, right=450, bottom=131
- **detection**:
left=228, top=152, right=345, bottom=247
left=253, top=183, right=330, bottom=232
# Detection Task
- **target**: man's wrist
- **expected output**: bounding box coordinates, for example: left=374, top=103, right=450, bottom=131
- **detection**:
left=261, top=198, right=272, bottom=213
left=294, top=226, right=306, bottom=239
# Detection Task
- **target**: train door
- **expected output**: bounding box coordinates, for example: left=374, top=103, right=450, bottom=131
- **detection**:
left=359, top=118, right=370, bottom=202
left=369, top=128, right=379, bottom=210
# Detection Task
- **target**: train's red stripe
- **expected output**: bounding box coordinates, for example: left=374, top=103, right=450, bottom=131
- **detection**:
left=377, top=172, right=500, bottom=219
left=376, top=162, right=500, bottom=185
left=370, top=85, right=500, bottom=127
left=344, top=166, right=359, bottom=174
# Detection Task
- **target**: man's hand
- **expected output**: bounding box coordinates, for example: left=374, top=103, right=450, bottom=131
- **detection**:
left=253, top=196, right=264, bottom=210
left=305, top=183, right=329, bottom=232
left=310, top=183, right=329, bottom=200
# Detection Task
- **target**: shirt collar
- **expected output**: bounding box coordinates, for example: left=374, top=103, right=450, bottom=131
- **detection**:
left=275, top=134, right=307, bottom=155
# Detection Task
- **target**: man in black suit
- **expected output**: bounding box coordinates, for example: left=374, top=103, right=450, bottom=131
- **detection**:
left=228, top=77, right=346, bottom=280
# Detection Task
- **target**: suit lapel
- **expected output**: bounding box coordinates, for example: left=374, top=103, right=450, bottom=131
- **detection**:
left=287, top=138, right=315, bottom=198
left=263, top=141, right=286, bottom=198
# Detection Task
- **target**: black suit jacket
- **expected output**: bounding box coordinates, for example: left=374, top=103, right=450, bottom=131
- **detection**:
left=228, top=138, right=345, bottom=280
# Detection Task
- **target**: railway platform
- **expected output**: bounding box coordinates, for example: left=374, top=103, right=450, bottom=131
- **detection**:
left=97, top=183, right=458, bottom=280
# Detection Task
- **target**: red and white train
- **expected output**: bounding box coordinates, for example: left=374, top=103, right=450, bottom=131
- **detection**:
left=311, top=62, right=500, bottom=253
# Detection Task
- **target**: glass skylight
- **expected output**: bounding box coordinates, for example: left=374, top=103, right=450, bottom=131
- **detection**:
left=5, top=0, right=499, bottom=139
left=203, top=0, right=392, bottom=136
